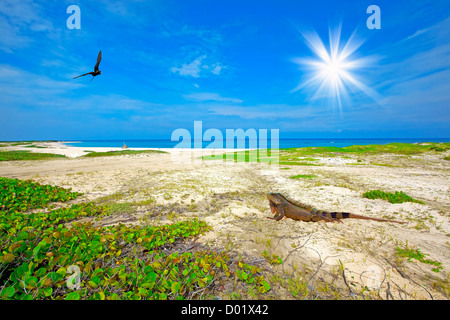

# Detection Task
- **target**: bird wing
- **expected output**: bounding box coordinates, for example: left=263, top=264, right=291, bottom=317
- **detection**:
left=94, top=50, right=102, bottom=72
left=73, top=72, right=94, bottom=79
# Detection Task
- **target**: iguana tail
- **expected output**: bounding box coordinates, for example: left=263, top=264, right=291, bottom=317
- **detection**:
left=321, top=211, right=406, bottom=224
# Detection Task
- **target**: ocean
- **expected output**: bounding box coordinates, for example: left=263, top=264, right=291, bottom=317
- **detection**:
left=63, top=138, right=450, bottom=149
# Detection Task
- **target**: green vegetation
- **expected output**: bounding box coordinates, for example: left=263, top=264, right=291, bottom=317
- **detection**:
left=0, top=177, right=272, bottom=300
left=283, top=142, right=449, bottom=157
left=202, top=143, right=449, bottom=165
left=104, top=202, right=135, bottom=215
left=8, top=142, right=33, bottom=146
left=0, top=141, right=57, bottom=146
left=362, top=190, right=425, bottom=205
left=289, top=174, right=317, bottom=180
left=395, top=244, right=443, bottom=273
left=262, top=251, right=282, bottom=265
left=83, top=149, right=168, bottom=158
left=444, top=156, right=450, bottom=161
left=202, top=149, right=278, bottom=164
left=0, top=177, right=81, bottom=213
left=0, top=151, right=66, bottom=161
left=235, top=258, right=271, bottom=293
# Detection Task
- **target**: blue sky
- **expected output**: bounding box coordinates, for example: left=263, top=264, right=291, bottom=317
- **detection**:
left=0, top=0, right=449, bottom=140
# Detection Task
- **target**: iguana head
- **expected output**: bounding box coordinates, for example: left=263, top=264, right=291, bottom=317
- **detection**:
left=267, top=192, right=286, bottom=213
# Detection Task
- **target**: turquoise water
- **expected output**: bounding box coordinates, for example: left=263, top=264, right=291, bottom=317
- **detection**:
left=64, top=138, right=450, bottom=149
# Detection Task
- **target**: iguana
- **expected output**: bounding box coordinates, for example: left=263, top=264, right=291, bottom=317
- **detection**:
left=267, top=192, right=406, bottom=224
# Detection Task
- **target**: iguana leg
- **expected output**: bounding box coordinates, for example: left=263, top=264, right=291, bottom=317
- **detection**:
left=267, top=207, right=285, bottom=221
left=267, top=212, right=280, bottom=220
left=267, top=209, right=283, bottom=220
left=274, top=206, right=285, bottom=221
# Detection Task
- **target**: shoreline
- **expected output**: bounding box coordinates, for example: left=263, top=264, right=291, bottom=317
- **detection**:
left=0, top=141, right=252, bottom=158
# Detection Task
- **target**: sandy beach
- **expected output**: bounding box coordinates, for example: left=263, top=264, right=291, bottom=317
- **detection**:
left=0, top=141, right=449, bottom=299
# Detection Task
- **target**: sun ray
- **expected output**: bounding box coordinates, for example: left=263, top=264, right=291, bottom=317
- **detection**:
left=292, top=26, right=379, bottom=112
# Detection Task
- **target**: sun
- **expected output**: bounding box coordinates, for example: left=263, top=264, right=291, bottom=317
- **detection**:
left=292, top=25, right=379, bottom=112
left=323, top=58, right=344, bottom=81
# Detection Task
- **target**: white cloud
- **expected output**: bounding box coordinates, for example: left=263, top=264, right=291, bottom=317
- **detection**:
left=0, top=0, right=55, bottom=52
left=210, top=64, right=224, bottom=75
left=171, top=56, right=205, bottom=78
left=208, top=105, right=322, bottom=120
left=0, top=64, right=160, bottom=113
left=376, top=17, right=450, bottom=104
left=0, top=64, right=82, bottom=99
left=404, top=27, right=433, bottom=41
left=183, top=92, right=243, bottom=103
left=171, top=56, right=225, bottom=78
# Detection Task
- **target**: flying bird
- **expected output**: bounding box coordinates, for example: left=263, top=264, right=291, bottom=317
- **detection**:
left=73, top=50, right=102, bottom=80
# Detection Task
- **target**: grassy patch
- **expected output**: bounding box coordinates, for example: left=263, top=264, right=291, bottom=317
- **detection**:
left=8, top=142, right=33, bottom=146
left=202, top=143, right=449, bottom=165
left=262, top=251, right=282, bottom=265
left=444, top=156, right=450, bottom=161
left=362, top=190, right=425, bottom=205
left=289, top=174, right=317, bottom=180
left=202, top=149, right=278, bottom=164
left=83, top=149, right=168, bottom=158
left=104, top=202, right=135, bottom=215
left=283, top=142, right=449, bottom=157
left=0, top=151, right=66, bottom=161
left=0, top=140, right=57, bottom=146
left=395, top=244, right=443, bottom=273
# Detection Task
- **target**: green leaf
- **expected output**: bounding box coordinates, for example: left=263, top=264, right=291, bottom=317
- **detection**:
left=171, top=281, right=181, bottom=294
left=108, top=293, right=120, bottom=300
left=47, top=271, right=63, bottom=282
left=1, top=286, right=16, bottom=298
left=93, top=268, right=104, bottom=277
left=148, top=271, right=156, bottom=283
left=56, top=267, right=67, bottom=276
left=89, top=276, right=100, bottom=288
left=159, top=292, right=167, bottom=300
left=140, top=282, right=155, bottom=289
left=143, top=266, right=153, bottom=274
left=43, top=287, right=53, bottom=297
left=262, top=281, right=271, bottom=292
left=35, top=267, right=47, bottom=277
left=17, top=231, right=29, bottom=240
left=25, top=276, right=38, bottom=289
left=65, top=292, right=80, bottom=300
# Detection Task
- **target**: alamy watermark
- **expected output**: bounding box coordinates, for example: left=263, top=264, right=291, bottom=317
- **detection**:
left=66, top=265, right=81, bottom=290
left=366, top=5, right=381, bottom=30
left=66, top=5, right=81, bottom=30
left=170, top=121, right=279, bottom=165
